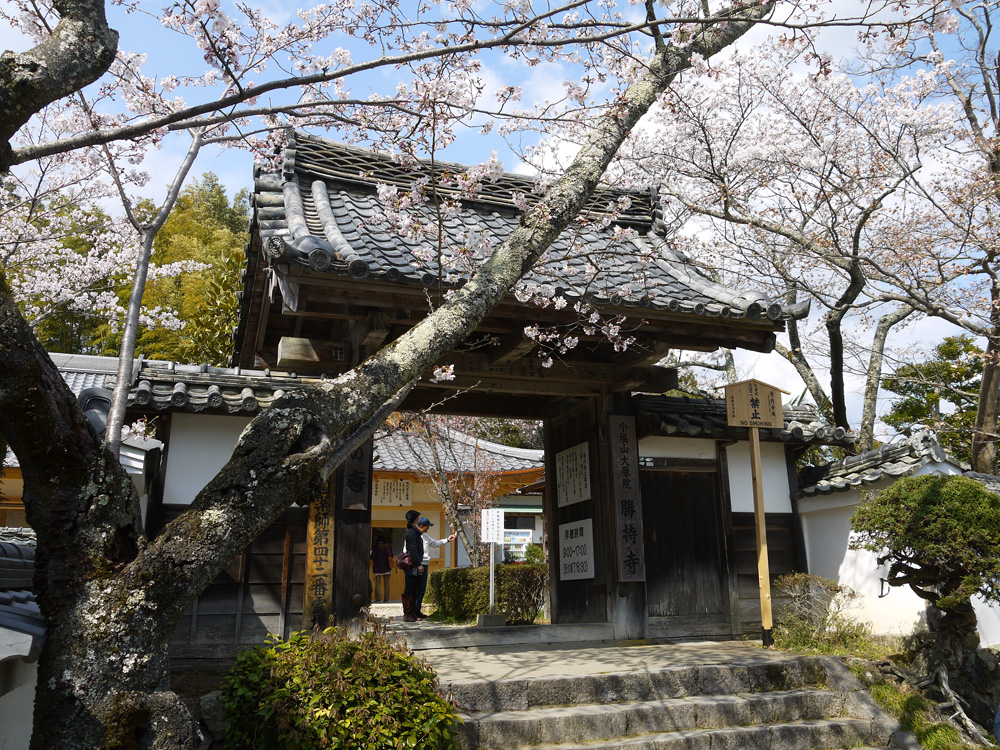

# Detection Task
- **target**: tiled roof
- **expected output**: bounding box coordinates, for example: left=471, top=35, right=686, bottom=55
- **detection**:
left=634, top=395, right=854, bottom=446
left=796, top=430, right=949, bottom=497
left=36, top=355, right=544, bottom=476
left=0, top=529, right=44, bottom=646
left=45, top=353, right=327, bottom=417
left=248, top=133, right=809, bottom=323
left=963, top=471, right=1000, bottom=495
left=374, top=429, right=544, bottom=474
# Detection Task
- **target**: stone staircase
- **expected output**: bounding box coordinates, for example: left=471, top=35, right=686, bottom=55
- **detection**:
left=447, top=654, right=917, bottom=750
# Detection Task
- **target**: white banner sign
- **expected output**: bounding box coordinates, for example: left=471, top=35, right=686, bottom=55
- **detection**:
left=481, top=508, right=505, bottom=544
left=556, top=441, right=591, bottom=507
left=372, top=478, right=413, bottom=506
left=559, top=518, right=595, bottom=581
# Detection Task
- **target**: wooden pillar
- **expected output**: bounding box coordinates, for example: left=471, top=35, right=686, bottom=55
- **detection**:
left=749, top=426, right=774, bottom=645
left=600, top=395, right=647, bottom=640
left=333, top=437, right=374, bottom=624
left=303, top=481, right=334, bottom=629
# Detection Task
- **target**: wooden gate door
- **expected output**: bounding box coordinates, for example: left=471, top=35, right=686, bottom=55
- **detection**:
left=640, top=468, right=731, bottom=636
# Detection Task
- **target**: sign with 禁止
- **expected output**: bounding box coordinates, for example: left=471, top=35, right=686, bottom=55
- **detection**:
left=724, top=379, right=788, bottom=430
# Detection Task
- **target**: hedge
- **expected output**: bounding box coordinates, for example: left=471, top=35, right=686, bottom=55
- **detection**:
left=427, top=564, right=547, bottom=625
left=220, top=619, right=460, bottom=749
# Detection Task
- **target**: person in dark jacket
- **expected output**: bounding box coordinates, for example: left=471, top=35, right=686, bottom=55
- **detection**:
left=401, top=509, right=424, bottom=622
left=370, top=536, right=394, bottom=603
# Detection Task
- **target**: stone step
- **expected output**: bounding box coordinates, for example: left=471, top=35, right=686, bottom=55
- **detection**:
left=466, top=717, right=879, bottom=750
left=449, top=655, right=829, bottom=713
left=459, top=689, right=858, bottom=749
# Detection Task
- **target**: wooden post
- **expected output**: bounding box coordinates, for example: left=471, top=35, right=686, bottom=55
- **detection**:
left=723, top=378, right=787, bottom=648
left=333, top=437, right=375, bottom=624
left=748, top=426, right=774, bottom=646
left=303, top=482, right=335, bottom=629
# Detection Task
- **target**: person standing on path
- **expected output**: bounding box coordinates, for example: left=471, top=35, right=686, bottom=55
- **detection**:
left=415, top=517, right=457, bottom=620
left=370, top=535, right=394, bottom=603
left=401, top=509, right=425, bottom=622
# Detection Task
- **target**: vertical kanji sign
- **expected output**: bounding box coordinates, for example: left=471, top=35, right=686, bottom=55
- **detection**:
left=723, top=379, right=788, bottom=647
left=340, top=440, right=372, bottom=510
left=303, top=481, right=334, bottom=629
left=609, top=415, right=645, bottom=582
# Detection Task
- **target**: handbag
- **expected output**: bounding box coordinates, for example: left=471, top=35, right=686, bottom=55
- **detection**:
left=395, top=550, right=414, bottom=570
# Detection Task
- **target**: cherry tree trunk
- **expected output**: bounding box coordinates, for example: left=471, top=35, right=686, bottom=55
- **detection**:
left=0, top=4, right=775, bottom=746
left=972, top=336, right=1000, bottom=474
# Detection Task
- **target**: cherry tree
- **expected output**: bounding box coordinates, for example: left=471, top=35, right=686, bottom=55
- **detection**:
left=601, top=39, right=954, bottom=449
left=0, top=0, right=956, bottom=746
left=392, top=415, right=503, bottom=567
left=851, top=1, right=1000, bottom=472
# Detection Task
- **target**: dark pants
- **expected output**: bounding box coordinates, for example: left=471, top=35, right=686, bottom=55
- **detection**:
left=416, top=567, right=429, bottom=611
left=403, top=572, right=420, bottom=597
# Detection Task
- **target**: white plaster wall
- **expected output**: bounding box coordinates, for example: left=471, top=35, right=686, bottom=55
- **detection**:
left=725, top=442, right=793, bottom=513
left=798, top=461, right=1000, bottom=647
left=638, top=436, right=791, bottom=513
left=162, top=414, right=250, bottom=505
left=799, top=500, right=926, bottom=636
left=0, top=659, right=36, bottom=750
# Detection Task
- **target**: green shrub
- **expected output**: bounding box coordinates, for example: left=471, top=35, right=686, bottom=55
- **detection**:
left=428, top=564, right=547, bottom=625
left=524, top=543, right=545, bottom=566
left=773, top=572, right=872, bottom=654
left=220, top=617, right=460, bottom=749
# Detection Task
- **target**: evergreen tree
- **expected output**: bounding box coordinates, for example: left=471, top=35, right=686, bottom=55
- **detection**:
left=883, top=336, right=982, bottom=464
left=135, top=173, right=248, bottom=363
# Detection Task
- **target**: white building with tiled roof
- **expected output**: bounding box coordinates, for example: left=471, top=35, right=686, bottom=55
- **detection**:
left=794, top=431, right=1000, bottom=646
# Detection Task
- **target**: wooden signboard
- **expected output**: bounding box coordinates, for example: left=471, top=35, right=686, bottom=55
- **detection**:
left=723, top=379, right=788, bottom=646
left=609, top=415, right=645, bottom=582
left=303, top=481, right=334, bottom=629
left=340, top=441, right=373, bottom=511
left=556, top=441, right=591, bottom=507
left=725, top=379, right=786, bottom=429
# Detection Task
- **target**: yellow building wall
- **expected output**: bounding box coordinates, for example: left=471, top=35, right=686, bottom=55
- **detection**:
left=369, top=475, right=458, bottom=602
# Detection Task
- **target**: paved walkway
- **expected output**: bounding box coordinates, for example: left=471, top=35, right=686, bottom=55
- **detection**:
left=366, top=603, right=780, bottom=686
left=417, top=639, right=779, bottom=684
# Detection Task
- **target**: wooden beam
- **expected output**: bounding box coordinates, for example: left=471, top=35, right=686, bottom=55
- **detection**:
left=490, top=329, right=538, bottom=365
left=347, top=311, right=391, bottom=361
left=399, top=387, right=554, bottom=418
left=616, top=340, right=672, bottom=368
left=453, top=352, right=614, bottom=383
left=277, top=336, right=348, bottom=371
left=611, top=365, right=679, bottom=394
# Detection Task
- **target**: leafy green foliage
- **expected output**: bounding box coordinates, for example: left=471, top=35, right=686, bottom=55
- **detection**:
left=428, top=564, right=547, bottom=625
left=866, top=678, right=969, bottom=749
left=135, top=173, right=248, bottom=363
left=772, top=573, right=872, bottom=655
left=177, top=242, right=243, bottom=366
left=851, top=475, right=1000, bottom=611
left=523, top=543, right=545, bottom=566
left=221, top=620, right=460, bottom=750
left=470, top=418, right=543, bottom=449
left=883, top=336, right=982, bottom=464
